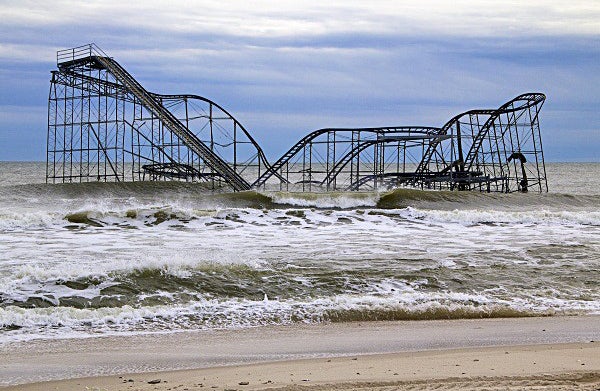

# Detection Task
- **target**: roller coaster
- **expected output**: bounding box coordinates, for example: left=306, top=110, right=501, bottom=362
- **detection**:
left=47, top=44, right=547, bottom=193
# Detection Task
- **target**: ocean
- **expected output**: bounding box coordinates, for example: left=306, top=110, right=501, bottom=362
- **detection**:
left=0, top=162, right=598, bottom=343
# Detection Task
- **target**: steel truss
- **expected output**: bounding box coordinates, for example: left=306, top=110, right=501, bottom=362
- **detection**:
left=254, top=127, right=449, bottom=191
left=47, top=44, right=269, bottom=190
left=47, top=44, right=547, bottom=193
left=413, top=93, right=547, bottom=193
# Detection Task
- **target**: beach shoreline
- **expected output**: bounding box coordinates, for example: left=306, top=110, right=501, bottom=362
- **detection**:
left=2, top=316, right=599, bottom=390
left=4, top=344, right=599, bottom=391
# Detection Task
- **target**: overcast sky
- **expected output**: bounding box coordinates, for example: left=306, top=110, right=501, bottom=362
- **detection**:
left=1, top=0, right=598, bottom=161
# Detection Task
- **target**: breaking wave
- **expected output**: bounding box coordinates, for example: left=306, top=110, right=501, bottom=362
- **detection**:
left=1, top=179, right=599, bottom=343
left=1, top=183, right=599, bottom=231
left=2, top=287, right=595, bottom=343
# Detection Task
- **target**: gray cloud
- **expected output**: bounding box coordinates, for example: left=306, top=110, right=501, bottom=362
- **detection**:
left=2, top=0, right=599, bottom=37
left=0, top=1, right=598, bottom=160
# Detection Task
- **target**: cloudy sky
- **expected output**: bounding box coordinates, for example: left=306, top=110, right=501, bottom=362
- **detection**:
left=1, top=0, right=598, bottom=161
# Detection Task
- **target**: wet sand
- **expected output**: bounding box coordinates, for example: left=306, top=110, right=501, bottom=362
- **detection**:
left=2, top=316, right=599, bottom=390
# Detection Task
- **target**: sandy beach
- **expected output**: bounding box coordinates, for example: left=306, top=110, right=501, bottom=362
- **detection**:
left=4, top=344, right=600, bottom=391
left=2, top=316, right=599, bottom=390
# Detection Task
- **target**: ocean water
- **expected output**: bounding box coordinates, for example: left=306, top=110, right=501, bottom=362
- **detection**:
left=0, top=162, right=598, bottom=343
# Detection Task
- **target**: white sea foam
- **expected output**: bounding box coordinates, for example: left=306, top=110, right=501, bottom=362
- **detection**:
left=398, top=207, right=600, bottom=226
left=1, top=173, right=599, bottom=344
left=1, top=190, right=600, bottom=232
left=270, top=192, right=380, bottom=208
left=2, top=283, right=598, bottom=343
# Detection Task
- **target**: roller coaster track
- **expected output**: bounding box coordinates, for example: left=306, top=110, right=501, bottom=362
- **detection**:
left=151, top=93, right=283, bottom=183
left=253, top=126, right=441, bottom=188
left=51, top=69, right=280, bottom=184
left=252, top=128, right=342, bottom=188
left=414, top=94, right=545, bottom=177
left=320, top=128, right=442, bottom=188
left=414, top=109, right=495, bottom=177
left=48, top=44, right=547, bottom=193
left=57, top=45, right=251, bottom=191
left=462, top=93, right=545, bottom=172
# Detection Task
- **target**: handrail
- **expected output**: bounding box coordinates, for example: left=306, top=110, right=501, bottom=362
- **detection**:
left=57, top=43, right=110, bottom=64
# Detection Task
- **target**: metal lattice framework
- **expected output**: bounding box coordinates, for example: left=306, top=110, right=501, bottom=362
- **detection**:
left=253, top=127, right=449, bottom=191
left=47, top=44, right=270, bottom=190
left=413, top=93, right=547, bottom=192
left=47, top=44, right=547, bottom=193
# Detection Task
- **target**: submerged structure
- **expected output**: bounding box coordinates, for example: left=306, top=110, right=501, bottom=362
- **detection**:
left=47, top=44, right=547, bottom=193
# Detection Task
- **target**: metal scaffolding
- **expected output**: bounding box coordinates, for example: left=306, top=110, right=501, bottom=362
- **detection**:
left=47, top=44, right=269, bottom=190
left=47, top=44, right=547, bottom=193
